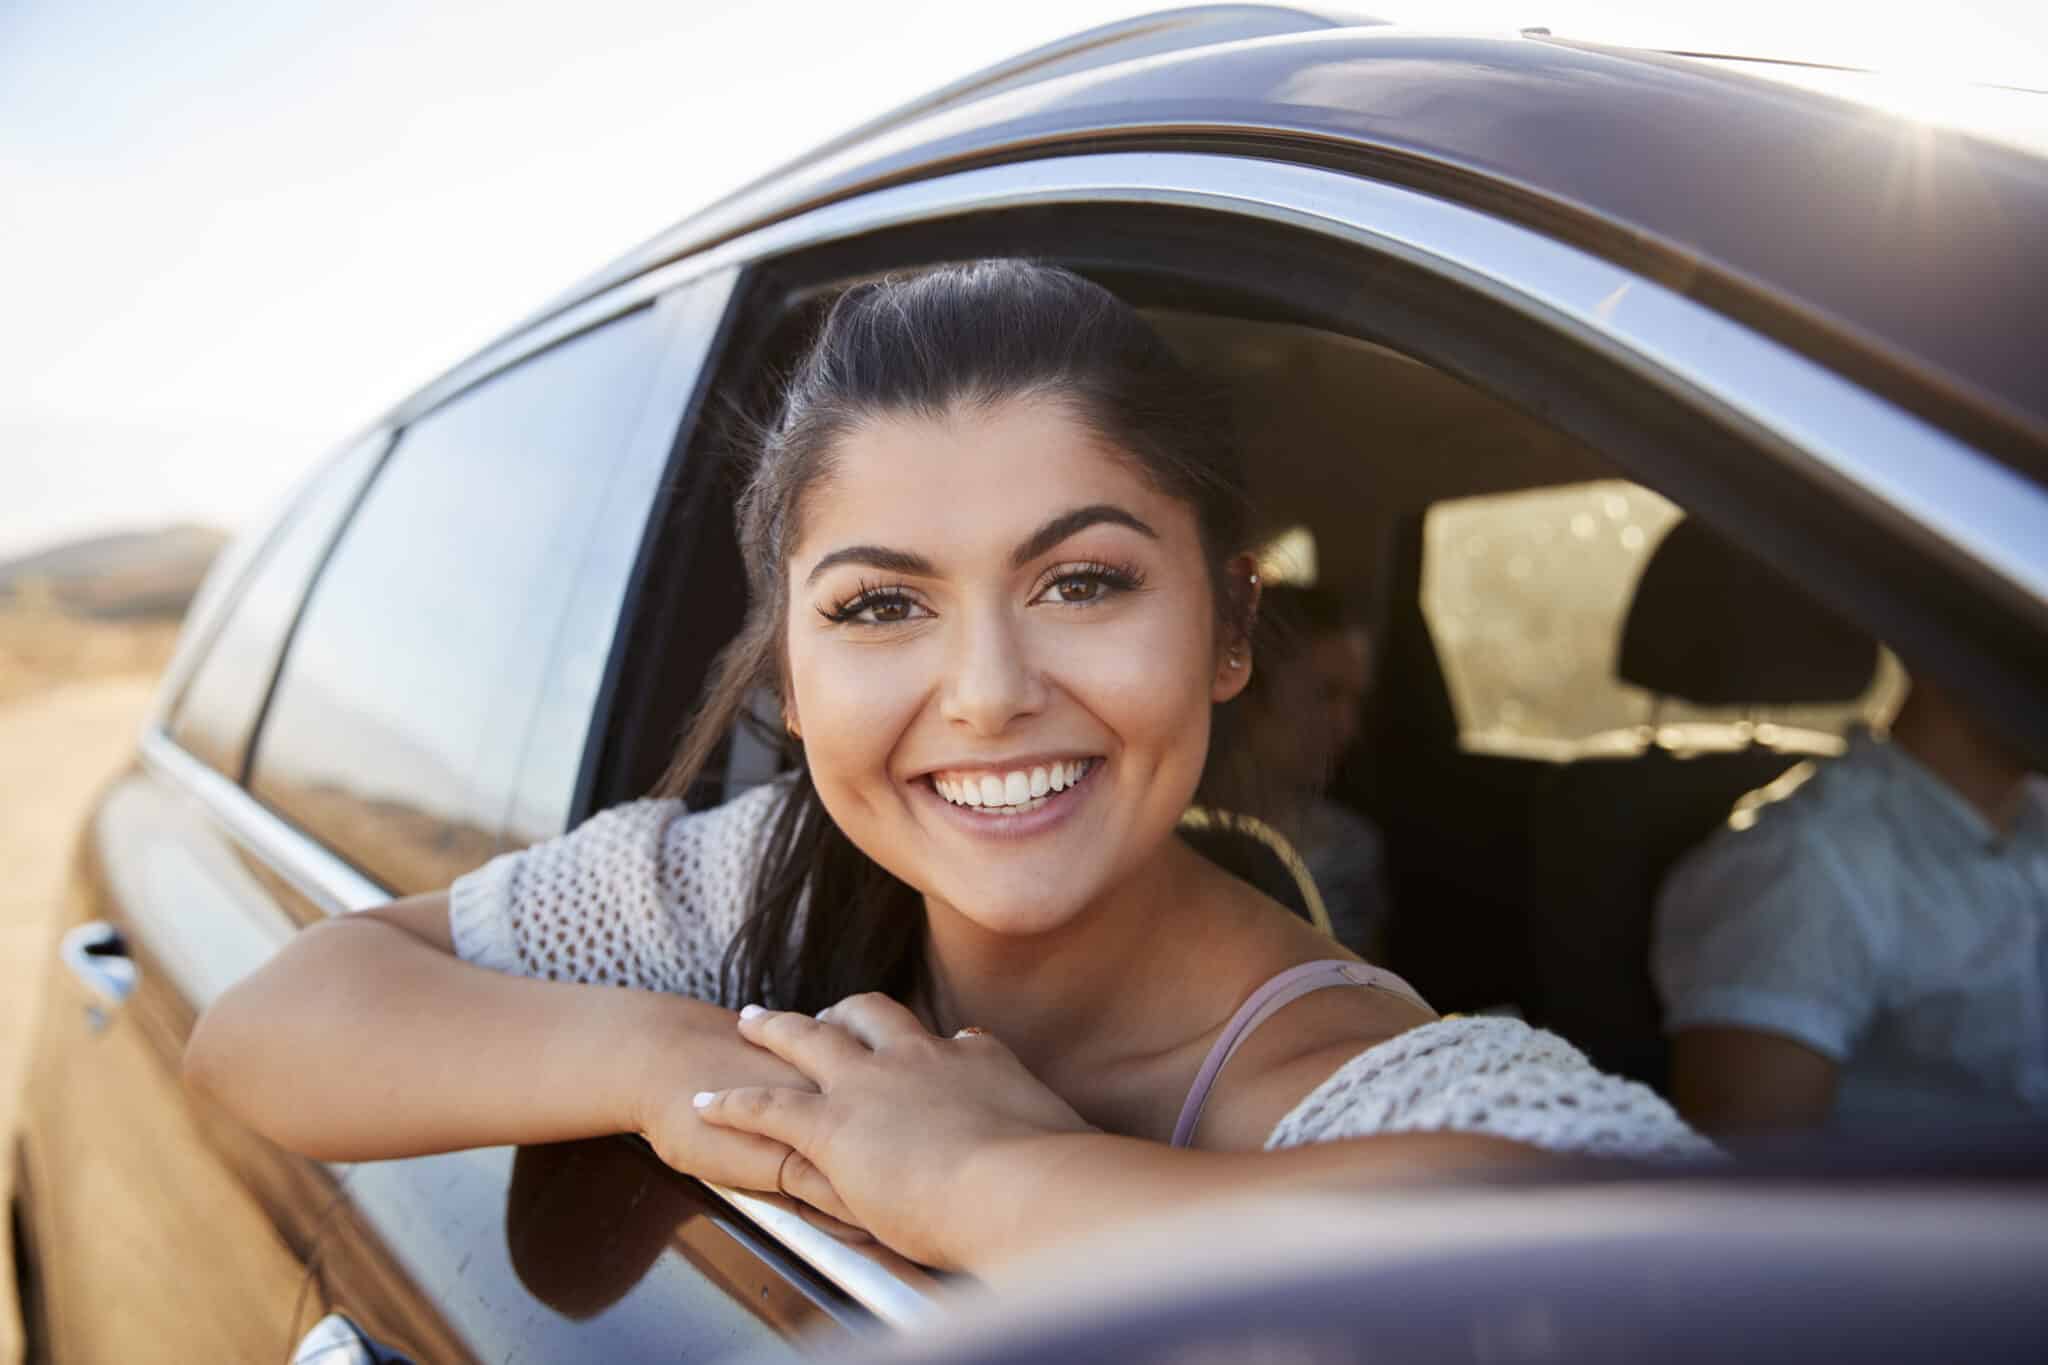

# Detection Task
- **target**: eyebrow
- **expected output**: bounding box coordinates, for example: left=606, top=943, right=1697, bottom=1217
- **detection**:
left=803, top=503, right=1158, bottom=586
left=1010, top=504, right=1158, bottom=568
left=803, top=544, right=936, bottom=586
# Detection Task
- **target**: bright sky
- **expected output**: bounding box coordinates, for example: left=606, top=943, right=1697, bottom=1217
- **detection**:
left=4, top=0, right=2044, bottom=559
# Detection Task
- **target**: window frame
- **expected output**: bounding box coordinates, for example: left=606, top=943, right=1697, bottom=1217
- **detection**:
left=228, top=274, right=738, bottom=896
left=617, top=151, right=2044, bottom=769
left=153, top=428, right=395, bottom=758
left=578, top=148, right=2047, bottom=1322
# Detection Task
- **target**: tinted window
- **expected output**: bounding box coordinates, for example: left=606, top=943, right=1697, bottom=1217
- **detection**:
left=249, top=307, right=670, bottom=892
left=168, top=434, right=387, bottom=778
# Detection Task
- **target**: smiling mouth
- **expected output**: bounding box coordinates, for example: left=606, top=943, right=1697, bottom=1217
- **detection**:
left=928, top=757, right=1100, bottom=815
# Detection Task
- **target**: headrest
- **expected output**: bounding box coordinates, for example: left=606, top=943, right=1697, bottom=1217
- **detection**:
left=1618, top=519, right=1878, bottom=705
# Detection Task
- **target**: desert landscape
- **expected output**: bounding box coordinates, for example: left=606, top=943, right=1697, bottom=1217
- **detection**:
left=0, top=524, right=223, bottom=1364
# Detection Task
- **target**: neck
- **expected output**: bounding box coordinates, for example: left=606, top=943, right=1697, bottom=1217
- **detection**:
left=1890, top=684, right=2029, bottom=834
left=916, top=836, right=1238, bottom=1079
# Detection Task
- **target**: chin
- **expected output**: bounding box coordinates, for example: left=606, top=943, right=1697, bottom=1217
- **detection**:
left=925, top=868, right=1103, bottom=938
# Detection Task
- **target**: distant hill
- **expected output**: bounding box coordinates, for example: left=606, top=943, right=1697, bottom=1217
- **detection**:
left=0, top=524, right=229, bottom=621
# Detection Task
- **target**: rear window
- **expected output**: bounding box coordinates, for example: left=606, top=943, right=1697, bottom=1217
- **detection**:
left=168, top=434, right=386, bottom=779
left=1420, top=479, right=1904, bottom=762
left=247, top=307, right=670, bottom=892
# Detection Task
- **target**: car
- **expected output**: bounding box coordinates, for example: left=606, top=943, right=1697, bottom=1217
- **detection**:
left=12, top=6, right=2047, bottom=1361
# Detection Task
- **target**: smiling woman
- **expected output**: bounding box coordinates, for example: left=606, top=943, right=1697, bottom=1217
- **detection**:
left=182, top=260, right=1710, bottom=1282
left=653, top=261, right=1267, bottom=1021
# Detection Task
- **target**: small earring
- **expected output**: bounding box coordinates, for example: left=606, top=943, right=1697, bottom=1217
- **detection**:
left=1249, top=572, right=1260, bottom=586
left=1228, top=651, right=1244, bottom=669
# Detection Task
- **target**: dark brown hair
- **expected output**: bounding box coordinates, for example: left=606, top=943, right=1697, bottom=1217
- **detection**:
left=658, top=259, right=1254, bottom=1013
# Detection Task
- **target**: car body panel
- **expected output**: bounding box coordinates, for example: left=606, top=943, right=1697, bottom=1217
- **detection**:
left=17, top=768, right=324, bottom=1361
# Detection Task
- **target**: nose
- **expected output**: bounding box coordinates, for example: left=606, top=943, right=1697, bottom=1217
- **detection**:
left=939, top=605, right=1047, bottom=735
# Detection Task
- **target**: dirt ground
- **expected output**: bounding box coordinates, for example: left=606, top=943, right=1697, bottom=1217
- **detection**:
left=0, top=672, right=162, bottom=1364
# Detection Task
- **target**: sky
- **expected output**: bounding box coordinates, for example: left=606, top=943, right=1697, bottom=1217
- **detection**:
left=4, top=0, right=2045, bottom=560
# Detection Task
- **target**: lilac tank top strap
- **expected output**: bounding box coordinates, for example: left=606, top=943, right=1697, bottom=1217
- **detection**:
left=1169, top=959, right=1429, bottom=1149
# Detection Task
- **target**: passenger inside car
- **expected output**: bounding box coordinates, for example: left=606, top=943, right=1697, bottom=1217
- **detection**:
left=1656, top=667, right=2048, bottom=1134
left=1205, top=584, right=1391, bottom=956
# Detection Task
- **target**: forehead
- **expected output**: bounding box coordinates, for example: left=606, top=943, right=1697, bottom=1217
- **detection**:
left=793, top=398, right=1190, bottom=563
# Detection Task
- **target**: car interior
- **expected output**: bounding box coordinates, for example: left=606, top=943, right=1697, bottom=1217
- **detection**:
left=589, top=223, right=1904, bottom=1106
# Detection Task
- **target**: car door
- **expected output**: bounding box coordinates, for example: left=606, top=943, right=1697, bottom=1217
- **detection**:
left=239, top=266, right=888, bottom=1360
left=17, top=428, right=391, bottom=1363
left=22, top=267, right=831, bottom=1362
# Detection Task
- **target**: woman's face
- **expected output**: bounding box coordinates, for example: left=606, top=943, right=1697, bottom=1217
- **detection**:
left=785, top=396, right=1247, bottom=937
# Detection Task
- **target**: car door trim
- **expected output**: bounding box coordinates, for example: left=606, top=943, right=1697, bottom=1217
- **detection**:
left=607, top=151, right=2044, bottom=615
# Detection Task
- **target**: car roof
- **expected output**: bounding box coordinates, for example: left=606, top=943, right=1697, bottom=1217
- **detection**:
left=505, top=6, right=2048, bottom=468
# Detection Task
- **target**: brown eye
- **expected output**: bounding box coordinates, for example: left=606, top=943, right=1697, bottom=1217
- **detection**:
left=822, top=587, right=927, bottom=625
left=1032, top=562, right=1142, bottom=608
left=1053, top=575, right=1102, bottom=603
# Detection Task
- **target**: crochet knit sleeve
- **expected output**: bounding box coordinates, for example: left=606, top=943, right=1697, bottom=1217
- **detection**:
left=446, top=780, right=788, bottom=1007
left=1265, top=1016, right=1716, bottom=1162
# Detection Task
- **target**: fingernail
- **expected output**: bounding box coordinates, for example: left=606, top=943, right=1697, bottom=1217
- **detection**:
left=692, top=1091, right=715, bottom=1110
left=814, top=1008, right=831, bottom=1020
left=739, top=1004, right=765, bottom=1020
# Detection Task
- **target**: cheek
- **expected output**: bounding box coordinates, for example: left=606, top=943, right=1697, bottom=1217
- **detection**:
left=786, top=638, right=926, bottom=791
left=1058, top=600, right=1218, bottom=764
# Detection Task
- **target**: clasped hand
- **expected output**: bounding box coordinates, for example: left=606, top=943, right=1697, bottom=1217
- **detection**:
left=688, top=993, right=1092, bottom=1269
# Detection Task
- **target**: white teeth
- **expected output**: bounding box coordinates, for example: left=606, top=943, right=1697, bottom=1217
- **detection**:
left=933, top=759, right=1095, bottom=811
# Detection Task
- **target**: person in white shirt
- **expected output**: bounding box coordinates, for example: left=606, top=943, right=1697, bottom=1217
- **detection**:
left=1655, top=675, right=2048, bottom=1134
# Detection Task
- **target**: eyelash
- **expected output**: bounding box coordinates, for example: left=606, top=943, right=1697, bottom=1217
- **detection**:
left=818, top=560, right=1147, bottom=626
left=1034, top=559, right=1146, bottom=607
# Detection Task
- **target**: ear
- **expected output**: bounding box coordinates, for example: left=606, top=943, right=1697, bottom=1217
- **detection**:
left=783, top=700, right=803, bottom=742
left=1211, top=553, right=1262, bottom=703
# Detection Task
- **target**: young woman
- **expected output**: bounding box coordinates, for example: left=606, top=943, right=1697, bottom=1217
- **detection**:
left=184, top=260, right=1706, bottom=1277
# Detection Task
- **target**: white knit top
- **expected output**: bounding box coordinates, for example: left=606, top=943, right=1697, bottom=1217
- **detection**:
left=448, top=781, right=1713, bottom=1162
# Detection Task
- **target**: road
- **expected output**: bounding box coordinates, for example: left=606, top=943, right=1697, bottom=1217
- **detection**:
left=0, top=675, right=157, bottom=1365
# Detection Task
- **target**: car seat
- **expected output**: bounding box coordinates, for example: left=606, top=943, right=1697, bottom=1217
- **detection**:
left=1343, top=512, right=1552, bottom=1016
left=1521, top=519, right=1880, bottom=1088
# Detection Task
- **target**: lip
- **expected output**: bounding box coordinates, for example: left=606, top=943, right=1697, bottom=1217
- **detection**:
left=913, top=756, right=1104, bottom=841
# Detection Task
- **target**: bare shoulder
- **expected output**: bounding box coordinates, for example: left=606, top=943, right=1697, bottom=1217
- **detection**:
left=1192, top=961, right=1437, bottom=1152
left=1168, top=865, right=1435, bottom=1149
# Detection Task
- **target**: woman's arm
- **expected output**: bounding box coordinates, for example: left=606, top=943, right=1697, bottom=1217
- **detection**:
left=693, top=997, right=1559, bottom=1272
left=182, top=892, right=828, bottom=1202
left=948, top=1128, right=1551, bottom=1273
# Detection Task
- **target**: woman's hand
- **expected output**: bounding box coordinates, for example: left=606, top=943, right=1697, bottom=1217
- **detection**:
left=631, top=1020, right=863, bottom=1232
left=692, top=993, right=1093, bottom=1269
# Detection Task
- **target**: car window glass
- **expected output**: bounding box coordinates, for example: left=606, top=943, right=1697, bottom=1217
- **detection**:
left=249, top=306, right=669, bottom=892
left=1420, top=479, right=1906, bottom=762
left=168, top=433, right=387, bottom=779
left=507, top=270, right=739, bottom=840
